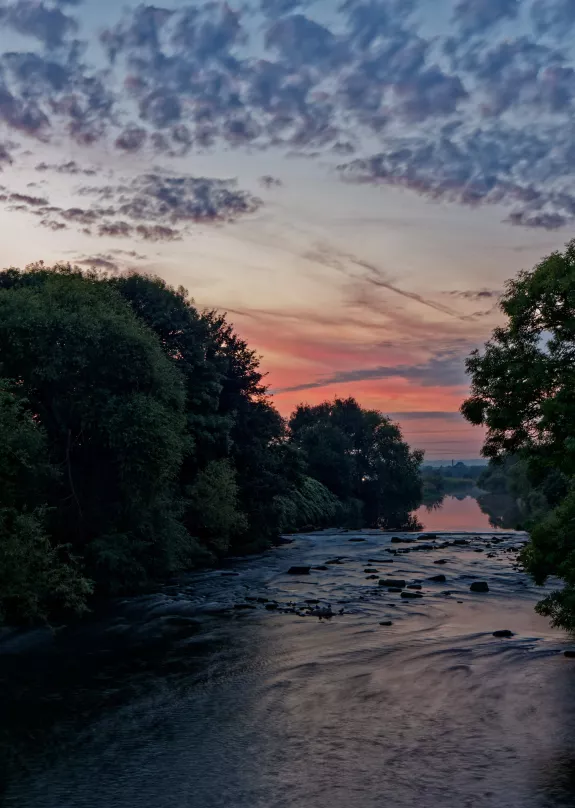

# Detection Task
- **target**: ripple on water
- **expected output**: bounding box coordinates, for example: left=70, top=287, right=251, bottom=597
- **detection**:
left=2, top=529, right=574, bottom=808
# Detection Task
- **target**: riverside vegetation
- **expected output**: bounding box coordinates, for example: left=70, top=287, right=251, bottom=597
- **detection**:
left=0, top=263, right=423, bottom=625
left=462, top=238, right=575, bottom=630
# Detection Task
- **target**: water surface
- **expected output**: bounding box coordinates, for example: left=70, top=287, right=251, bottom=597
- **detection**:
left=3, top=527, right=575, bottom=808
left=415, top=494, right=508, bottom=532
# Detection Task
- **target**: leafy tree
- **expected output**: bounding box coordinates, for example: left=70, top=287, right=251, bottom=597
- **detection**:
left=462, top=240, right=575, bottom=628
left=275, top=476, right=340, bottom=532
left=290, top=397, right=423, bottom=529
left=186, top=459, right=247, bottom=554
left=0, top=266, right=190, bottom=593
left=112, top=276, right=297, bottom=549
left=0, top=383, right=91, bottom=623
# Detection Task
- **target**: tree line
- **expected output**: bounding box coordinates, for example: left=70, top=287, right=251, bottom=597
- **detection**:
left=0, top=264, right=423, bottom=624
left=463, top=239, right=575, bottom=630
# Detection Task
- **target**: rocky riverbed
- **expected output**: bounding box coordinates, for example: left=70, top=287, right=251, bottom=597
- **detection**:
left=2, top=529, right=575, bottom=808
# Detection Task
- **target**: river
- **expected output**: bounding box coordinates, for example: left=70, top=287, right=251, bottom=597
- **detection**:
left=3, top=499, right=575, bottom=808
left=415, top=494, right=515, bottom=532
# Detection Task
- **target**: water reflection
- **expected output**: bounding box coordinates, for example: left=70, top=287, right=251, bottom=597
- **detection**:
left=415, top=493, right=519, bottom=532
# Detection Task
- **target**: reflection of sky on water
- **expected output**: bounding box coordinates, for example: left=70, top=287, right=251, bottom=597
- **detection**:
left=415, top=494, right=511, bottom=532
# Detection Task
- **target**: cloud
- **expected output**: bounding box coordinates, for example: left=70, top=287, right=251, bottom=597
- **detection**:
left=8, top=191, right=48, bottom=205
left=337, top=122, right=575, bottom=229
left=0, top=0, right=572, bottom=232
left=115, top=126, right=148, bottom=152
left=0, top=168, right=262, bottom=240
left=452, top=0, right=519, bottom=35
left=259, top=174, right=283, bottom=188
left=0, top=143, right=14, bottom=168
left=449, top=289, right=499, bottom=300
left=273, top=351, right=468, bottom=394
left=35, top=160, right=97, bottom=176
left=531, top=0, right=575, bottom=37
left=134, top=224, right=181, bottom=241
left=39, top=218, right=66, bottom=230
left=2, top=0, right=78, bottom=48
left=387, top=411, right=466, bottom=421
left=305, top=244, right=470, bottom=320
left=75, top=254, right=120, bottom=272
left=97, top=221, right=132, bottom=238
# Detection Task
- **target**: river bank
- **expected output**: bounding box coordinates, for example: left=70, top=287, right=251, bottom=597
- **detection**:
left=3, top=527, right=575, bottom=807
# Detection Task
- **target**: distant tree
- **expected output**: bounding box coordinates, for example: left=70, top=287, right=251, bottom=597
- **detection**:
left=462, top=240, right=575, bottom=628
left=290, top=397, right=423, bottom=529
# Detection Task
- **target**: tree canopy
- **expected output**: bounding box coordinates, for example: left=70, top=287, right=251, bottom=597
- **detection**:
left=0, top=263, right=425, bottom=624
left=462, top=239, right=575, bottom=628
left=289, top=397, right=423, bottom=529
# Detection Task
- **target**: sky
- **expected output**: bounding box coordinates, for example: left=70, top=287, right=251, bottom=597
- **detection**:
left=0, top=0, right=573, bottom=459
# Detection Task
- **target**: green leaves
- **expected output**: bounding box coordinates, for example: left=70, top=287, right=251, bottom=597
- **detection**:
left=463, top=239, right=575, bottom=628
left=289, top=397, right=423, bottom=530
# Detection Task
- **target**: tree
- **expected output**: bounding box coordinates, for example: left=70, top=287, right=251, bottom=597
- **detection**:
left=0, top=383, right=92, bottom=623
left=0, top=266, right=190, bottom=593
left=290, top=397, right=423, bottom=529
left=461, top=240, right=575, bottom=628
left=110, top=276, right=301, bottom=549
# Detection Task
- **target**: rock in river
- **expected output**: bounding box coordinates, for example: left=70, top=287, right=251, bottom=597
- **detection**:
left=493, top=630, right=514, bottom=638
left=429, top=574, right=447, bottom=583
left=379, top=621, right=393, bottom=626
left=378, top=579, right=406, bottom=588
left=401, top=591, right=423, bottom=599
left=287, top=566, right=311, bottom=575
left=470, top=581, right=490, bottom=593
left=434, top=559, right=448, bottom=565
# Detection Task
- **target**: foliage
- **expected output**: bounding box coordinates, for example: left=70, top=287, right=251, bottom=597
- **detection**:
left=0, top=266, right=189, bottom=594
left=0, top=264, right=425, bottom=624
left=462, top=240, right=575, bottom=627
left=523, top=487, right=575, bottom=630
left=0, top=383, right=91, bottom=623
left=275, top=476, right=340, bottom=533
left=290, top=397, right=423, bottom=529
left=186, top=460, right=247, bottom=554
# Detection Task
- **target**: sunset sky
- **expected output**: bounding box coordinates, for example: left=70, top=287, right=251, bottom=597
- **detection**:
left=0, top=0, right=572, bottom=459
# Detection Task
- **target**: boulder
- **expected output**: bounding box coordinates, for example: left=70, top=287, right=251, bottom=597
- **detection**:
left=434, top=559, right=448, bottom=565
left=287, top=566, right=311, bottom=575
left=265, top=602, right=279, bottom=610
left=378, top=579, right=406, bottom=588
left=401, top=591, right=423, bottom=599
left=407, top=584, right=422, bottom=590
left=429, top=574, right=446, bottom=583
left=564, top=650, right=575, bottom=658
left=493, top=630, right=514, bottom=638
left=470, top=581, right=489, bottom=593
left=379, top=621, right=393, bottom=626
left=388, top=587, right=403, bottom=593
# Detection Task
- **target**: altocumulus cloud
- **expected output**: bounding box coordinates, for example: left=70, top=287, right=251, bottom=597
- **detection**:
left=1, top=170, right=262, bottom=240
left=0, top=0, right=574, bottom=228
